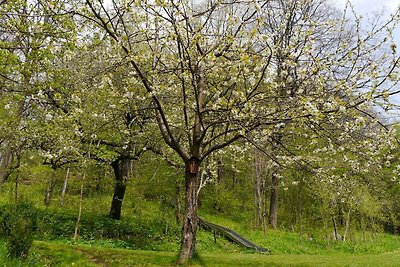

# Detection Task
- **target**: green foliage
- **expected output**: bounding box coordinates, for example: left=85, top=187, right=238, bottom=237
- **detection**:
left=32, top=209, right=181, bottom=251
left=0, top=200, right=38, bottom=259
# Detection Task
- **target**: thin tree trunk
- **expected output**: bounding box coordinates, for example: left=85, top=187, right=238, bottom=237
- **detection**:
left=297, top=175, right=304, bottom=240
left=178, top=164, right=199, bottom=264
left=217, top=158, right=224, bottom=183
left=73, top=173, right=85, bottom=241
left=299, top=206, right=303, bottom=240
left=59, top=164, right=70, bottom=206
left=175, top=181, right=183, bottom=224
left=263, top=183, right=268, bottom=237
left=361, top=216, right=366, bottom=241
left=0, top=149, right=13, bottom=186
left=109, top=158, right=131, bottom=220
left=268, top=171, right=279, bottom=228
left=392, top=216, right=398, bottom=235
left=254, top=152, right=263, bottom=228
left=332, top=217, right=339, bottom=241
left=323, top=213, right=330, bottom=247
left=343, top=208, right=351, bottom=241
left=44, top=168, right=56, bottom=209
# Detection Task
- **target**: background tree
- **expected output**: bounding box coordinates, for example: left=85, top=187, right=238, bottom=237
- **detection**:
left=28, top=29, right=155, bottom=219
left=245, top=0, right=400, bottom=229
left=0, top=0, right=75, bottom=185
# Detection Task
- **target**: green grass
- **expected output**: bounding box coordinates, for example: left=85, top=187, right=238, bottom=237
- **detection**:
left=29, top=240, right=400, bottom=266
left=0, top=239, right=44, bottom=267
left=197, top=214, right=400, bottom=255
left=2, top=178, right=400, bottom=266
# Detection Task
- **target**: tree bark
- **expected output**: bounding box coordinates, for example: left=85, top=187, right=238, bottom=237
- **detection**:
left=298, top=176, right=303, bottom=240
left=44, top=176, right=53, bottom=209
left=44, top=168, right=56, bottom=209
left=217, top=158, right=224, bottom=183
left=59, top=164, right=70, bottom=206
left=332, top=217, right=339, bottom=241
left=178, top=164, right=199, bottom=264
left=343, top=208, right=351, bottom=241
left=268, top=171, right=279, bottom=228
left=0, top=149, right=13, bottom=186
left=74, top=173, right=85, bottom=241
left=109, top=158, right=131, bottom=220
left=253, top=151, right=263, bottom=228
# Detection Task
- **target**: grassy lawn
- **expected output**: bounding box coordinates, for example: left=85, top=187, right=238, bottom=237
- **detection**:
left=2, top=183, right=400, bottom=266
left=30, top=240, right=400, bottom=267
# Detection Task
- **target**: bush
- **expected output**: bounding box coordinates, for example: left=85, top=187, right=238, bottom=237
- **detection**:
left=0, top=200, right=38, bottom=259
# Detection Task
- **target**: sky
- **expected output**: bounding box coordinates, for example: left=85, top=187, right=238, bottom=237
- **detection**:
left=335, top=0, right=400, bottom=46
left=335, top=0, right=399, bottom=14
left=334, top=0, right=400, bottom=121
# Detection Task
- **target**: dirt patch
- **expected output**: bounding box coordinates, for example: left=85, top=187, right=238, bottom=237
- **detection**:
left=76, top=247, right=110, bottom=267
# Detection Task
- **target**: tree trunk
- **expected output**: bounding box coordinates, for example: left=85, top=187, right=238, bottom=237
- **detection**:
left=59, top=164, right=70, bottom=206
left=323, top=213, right=330, bottom=247
left=298, top=177, right=303, bottom=240
left=109, top=158, right=131, bottom=220
left=263, top=185, right=268, bottom=237
left=343, top=208, right=351, bottom=241
left=74, top=173, right=85, bottom=241
left=268, top=171, right=279, bottom=228
left=0, top=149, right=13, bottom=186
left=44, top=176, right=53, bottom=209
left=217, top=158, right=224, bottom=183
left=44, top=168, right=56, bottom=209
left=177, top=164, right=199, bottom=264
left=253, top=152, right=263, bottom=228
left=175, top=181, right=183, bottom=224
left=332, top=216, right=343, bottom=241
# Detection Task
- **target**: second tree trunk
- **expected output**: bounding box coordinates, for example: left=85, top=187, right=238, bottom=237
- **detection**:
left=109, top=158, right=131, bottom=220
left=269, top=171, right=279, bottom=228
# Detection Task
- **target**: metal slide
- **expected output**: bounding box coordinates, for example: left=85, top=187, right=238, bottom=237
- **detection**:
left=198, top=217, right=270, bottom=253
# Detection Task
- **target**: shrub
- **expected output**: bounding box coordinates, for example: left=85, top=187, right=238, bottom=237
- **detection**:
left=0, top=200, right=38, bottom=259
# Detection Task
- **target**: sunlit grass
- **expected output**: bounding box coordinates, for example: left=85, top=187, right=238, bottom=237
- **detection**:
left=0, top=239, right=44, bottom=267
left=30, top=240, right=400, bottom=267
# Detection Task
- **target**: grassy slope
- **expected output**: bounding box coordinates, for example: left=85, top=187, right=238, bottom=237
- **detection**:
left=197, top=214, right=400, bottom=256
left=2, top=180, right=400, bottom=266
left=31, top=240, right=400, bottom=267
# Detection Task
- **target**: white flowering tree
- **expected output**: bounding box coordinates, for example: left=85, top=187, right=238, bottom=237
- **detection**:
left=248, top=0, right=400, bottom=229
left=71, top=0, right=400, bottom=263
left=0, top=0, right=75, bottom=185
left=27, top=30, right=158, bottom=219
left=67, top=48, right=155, bottom=220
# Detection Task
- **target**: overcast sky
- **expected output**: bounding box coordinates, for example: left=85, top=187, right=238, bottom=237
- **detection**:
left=334, top=0, right=400, bottom=47
left=333, top=0, right=400, bottom=120
left=335, top=0, right=399, bottom=14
